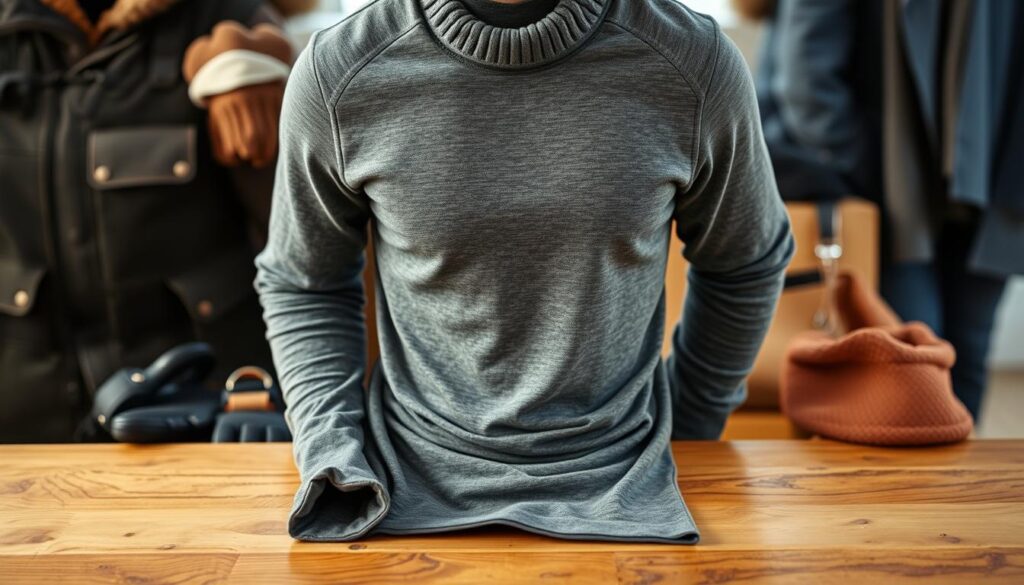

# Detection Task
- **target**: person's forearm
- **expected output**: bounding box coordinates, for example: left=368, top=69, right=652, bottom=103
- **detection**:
left=256, top=268, right=366, bottom=433
left=254, top=28, right=387, bottom=540
left=668, top=228, right=793, bottom=440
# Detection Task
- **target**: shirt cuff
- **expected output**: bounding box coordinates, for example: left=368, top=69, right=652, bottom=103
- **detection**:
left=287, top=428, right=391, bottom=541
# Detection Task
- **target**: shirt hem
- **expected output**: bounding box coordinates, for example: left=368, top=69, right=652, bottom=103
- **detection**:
left=374, top=513, right=700, bottom=544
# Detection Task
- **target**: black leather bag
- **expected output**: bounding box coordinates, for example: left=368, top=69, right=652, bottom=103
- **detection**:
left=91, top=343, right=291, bottom=443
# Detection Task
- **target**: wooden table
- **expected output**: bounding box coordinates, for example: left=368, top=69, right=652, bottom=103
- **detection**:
left=1, top=440, right=1021, bottom=584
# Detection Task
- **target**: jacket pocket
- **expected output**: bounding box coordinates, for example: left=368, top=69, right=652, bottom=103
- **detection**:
left=0, top=260, right=45, bottom=317
left=87, top=125, right=197, bottom=190
left=164, top=245, right=270, bottom=378
left=166, top=245, right=257, bottom=326
left=0, top=260, right=53, bottom=350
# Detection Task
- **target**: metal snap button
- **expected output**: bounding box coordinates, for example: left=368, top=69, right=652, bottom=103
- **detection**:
left=93, top=165, right=111, bottom=183
left=172, top=160, right=191, bottom=178
left=197, top=300, right=214, bottom=318
left=13, top=290, right=29, bottom=308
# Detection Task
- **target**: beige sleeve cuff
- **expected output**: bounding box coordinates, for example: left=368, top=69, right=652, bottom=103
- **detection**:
left=187, top=49, right=291, bottom=108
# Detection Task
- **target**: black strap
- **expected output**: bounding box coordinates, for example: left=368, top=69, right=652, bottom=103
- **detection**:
left=817, top=200, right=837, bottom=242
left=782, top=200, right=840, bottom=291
left=784, top=270, right=822, bottom=289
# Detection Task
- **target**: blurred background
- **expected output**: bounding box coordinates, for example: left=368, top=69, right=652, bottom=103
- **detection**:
left=2, top=0, right=1019, bottom=444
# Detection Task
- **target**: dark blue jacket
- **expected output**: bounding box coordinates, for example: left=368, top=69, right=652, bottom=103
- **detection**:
left=758, top=0, right=1024, bottom=276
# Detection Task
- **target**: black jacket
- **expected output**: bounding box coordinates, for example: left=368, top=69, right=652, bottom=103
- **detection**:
left=0, top=0, right=276, bottom=442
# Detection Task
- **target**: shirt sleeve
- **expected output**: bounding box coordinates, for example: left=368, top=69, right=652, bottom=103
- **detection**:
left=668, top=28, right=795, bottom=440
left=254, top=33, right=389, bottom=541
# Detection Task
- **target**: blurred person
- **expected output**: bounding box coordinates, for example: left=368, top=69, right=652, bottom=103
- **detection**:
left=0, top=0, right=311, bottom=442
left=749, top=0, right=1024, bottom=420
left=256, top=0, right=793, bottom=542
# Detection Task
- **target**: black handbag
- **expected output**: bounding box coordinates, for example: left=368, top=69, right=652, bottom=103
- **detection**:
left=90, top=343, right=291, bottom=443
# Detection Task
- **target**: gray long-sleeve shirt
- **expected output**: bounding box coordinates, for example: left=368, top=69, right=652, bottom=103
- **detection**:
left=255, top=0, right=793, bottom=543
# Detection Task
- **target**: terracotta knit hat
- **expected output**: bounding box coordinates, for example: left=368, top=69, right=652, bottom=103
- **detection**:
left=183, top=22, right=292, bottom=168
left=780, top=273, right=973, bottom=446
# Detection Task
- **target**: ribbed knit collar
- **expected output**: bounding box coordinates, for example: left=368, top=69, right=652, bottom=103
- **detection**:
left=420, top=0, right=611, bottom=70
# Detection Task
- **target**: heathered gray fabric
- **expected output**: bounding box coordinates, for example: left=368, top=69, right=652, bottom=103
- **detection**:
left=255, top=0, right=793, bottom=543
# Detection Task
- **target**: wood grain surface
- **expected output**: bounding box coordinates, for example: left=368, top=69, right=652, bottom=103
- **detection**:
left=1, top=440, right=1021, bottom=584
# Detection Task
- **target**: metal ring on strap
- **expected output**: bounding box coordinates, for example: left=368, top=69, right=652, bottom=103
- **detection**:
left=225, top=366, right=273, bottom=391
left=224, top=366, right=275, bottom=412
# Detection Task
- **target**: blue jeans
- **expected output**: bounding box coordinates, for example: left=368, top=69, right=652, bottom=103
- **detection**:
left=880, top=221, right=1008, bottom=421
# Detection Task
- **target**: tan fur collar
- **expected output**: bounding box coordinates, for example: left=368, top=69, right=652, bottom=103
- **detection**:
left=39, top=0, right=179, bottom=45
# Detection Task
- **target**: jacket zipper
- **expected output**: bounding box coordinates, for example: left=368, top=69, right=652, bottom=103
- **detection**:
left=37, top=52, right=83, bottom=411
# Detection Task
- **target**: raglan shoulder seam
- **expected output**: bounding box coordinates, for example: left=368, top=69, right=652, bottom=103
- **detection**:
left=329, top=22, right=422, bottom=191
left=602, top=9, right=715, bottom=188
left=304, top=29, right=357, bottom=193
left=326, top=20, right=425, bottom=109
left=694, top=17, right=724, bottom=172
left=304, top=0, right=424, bottom=192
left=601, top=17, right=703, bottom=101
